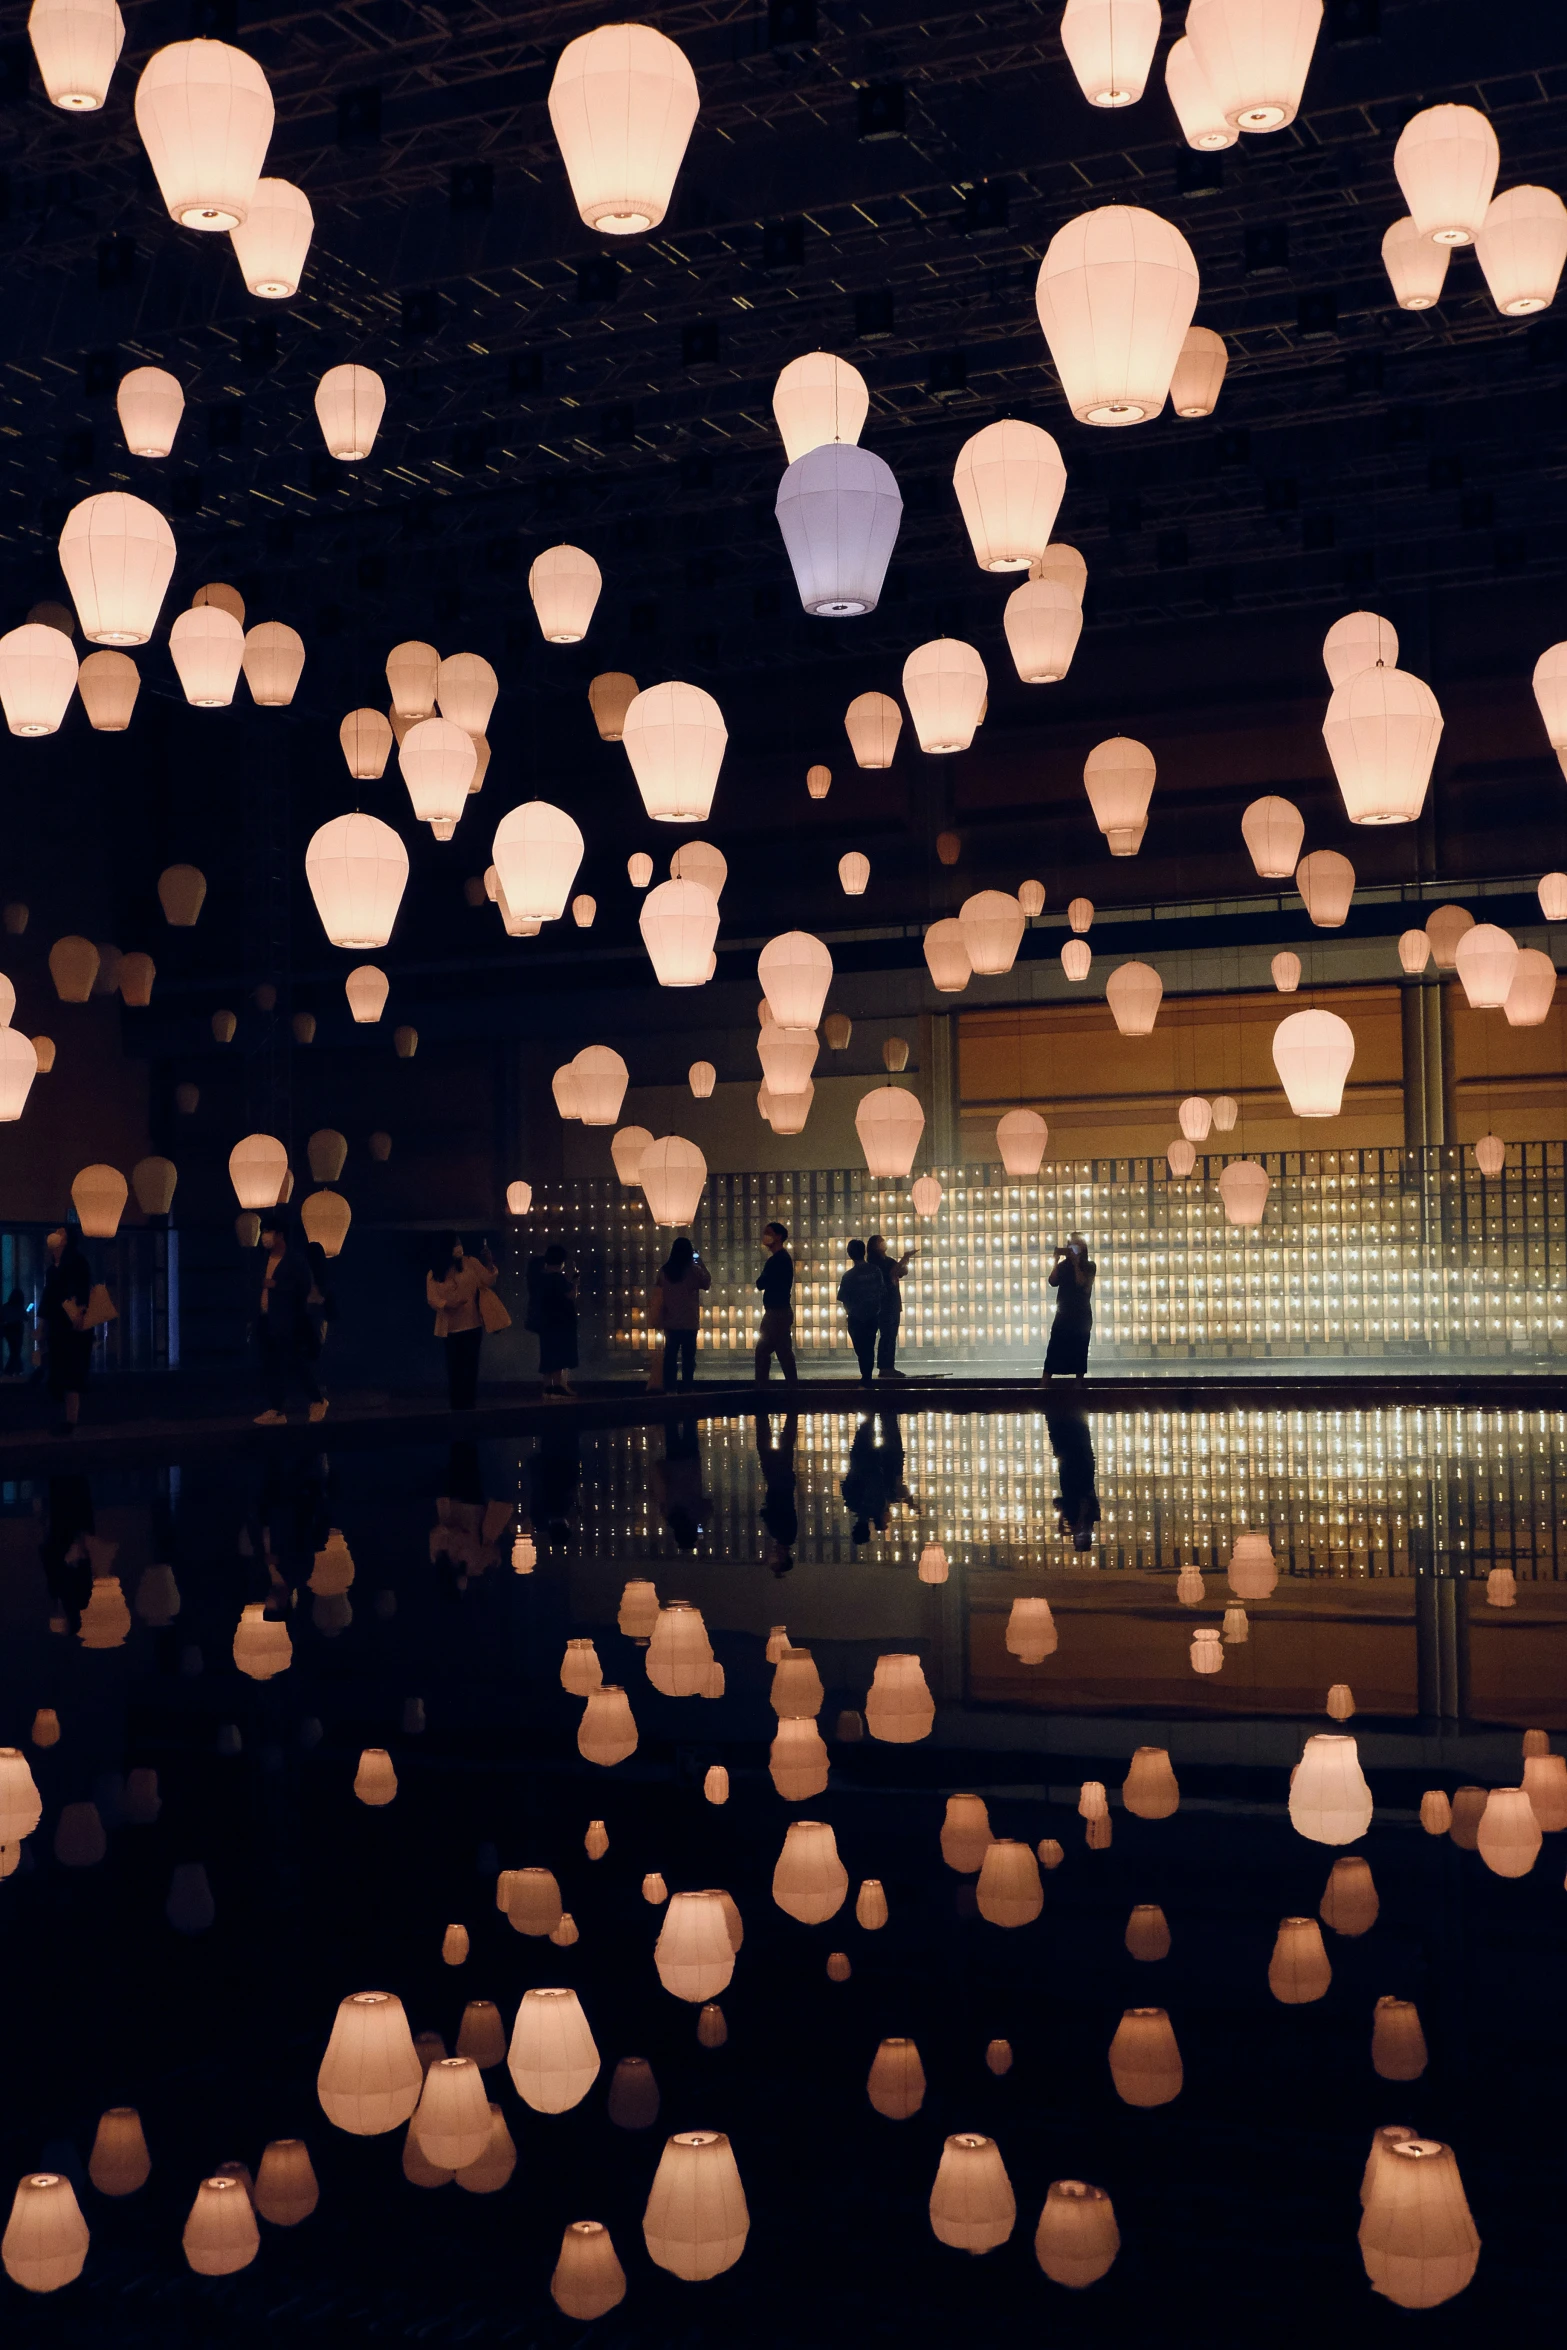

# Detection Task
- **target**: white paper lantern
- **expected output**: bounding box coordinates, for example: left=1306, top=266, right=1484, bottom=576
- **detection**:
left=0, top=624, right=77, bottom=737
left=242, top=621, right=304, bottom=707
left=29, top=0, right=124, bottom=111
left=1169, top=325, right=1228, bottom=417
left=639, top=1137, right=707, bottom=1226
left=759, top=1026, right=819, bottom=1099
left=845, top=690, right=902, bottom=767
left=1218, top=1158, right=1270, bottom=1227
left=2, top=2170, right=90, bottom=2291
left=1272, top=950, right=1301, bottom=992
left=642, top=2132, right=748, bottom=2281
left=1060, top=0, right=1161, bottom=107
left=1537, top=870, right=1567, bottom=921
left=529, top=546, right=602, bottom=643
left=115, top=365, right=183, bottom=456
left=1273, top=1008, right=1355, bottom=1117
left=1084, top=736, right=1155, bottom=852
left=776, top=443, right=902, bottom=615
left=1394, top=102, right=1499, bottom=245
left=1295, top=848, right=1355, bottom=927
left=758, top=931, right=832, bottom=1029
left=924, top=919, right=972, bottom=992
left=1061, top=938, right=1091, bottom=981
left=624, top=681, right=726, bottom=822
left=387, top=640, right=438, bottom=719
left=1163, top=36, right=1235, bottom=150
left=58, top=492, right=175, bottom=645
left=952, top=418, right=1066, bottom=572
left=641, top=879, right=719, bottom=986
left=0, top=1032, right=39, bottom=1122
left=1210, top=1094, right=1238, bottom=1132
left=170, top=607, right=244, bottom=707
left=400, top=717, right=475, bottom=835
left=337, top=709, right=390, bottom=781
left=1323, top=666, right=1443, bottom=825
left=1399, top=928, right=1432, bottom=975
left=1290, top=1732, right=1372, bottom=1844
left=314, top=364, right=384, bottom=461
left=836, top=851, right=870, bottom=897
left=547, top=22, right=699, bottom=236
left=1382, top=217, right=1450, bottom=310
left=1473, top=1133, right=1506, bottom=1176
left=491, top=800, right=584, bottom=923
left=902, top=639, right=986, bottom=753
left=306, top=813, right=408, bottom=949
left=1504, top=948, right=1557, bottom=1027
left=1106, top=960, right=1161, bottom=1034
left=134, top=38, right=274, bottom=230
left=230, top=177, right=312, bottom=296
left=772, top=351, right=868, bottom=462
left=1035, top=204, right=1199, bottom=425
left=1177, top=1095, right=1212, bottom=1142
left=686, top=1061, right=715, bottom=1102
left=1167, top=1138, right=1196, bottom=1178
left=1184, top=0, right=1323, bottom=134
left=1323, top=610, right=1398, bottom=686
left=552, top=1064, right=583, bottom=1121
left=1453, top=922, right=1520, bottom=1009
left=1476, top=184, right=1567, bottom=315
left=857, top=1086, right=925, bottom=1177
left=1240, top=796, right=1303, bottom=878
left=436, top=652, right=498, bottom=738
left=959, top=891, right=1025, bottom=975
left=996, top=1109, right=1047, bottom=1175
left=1004, top=577, right=1082, bottom=683
left=1069, top=897, right=1094, bottom=934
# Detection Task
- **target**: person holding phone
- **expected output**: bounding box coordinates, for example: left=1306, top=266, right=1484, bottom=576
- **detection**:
left=1043, top=1231, right=1096, bottom=1381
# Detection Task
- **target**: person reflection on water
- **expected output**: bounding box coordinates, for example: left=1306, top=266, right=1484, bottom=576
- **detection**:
left=1045, top=1398, right=1100, bottom=1552
left=840, top=1412, right=912, bottom=1546
left=755, top=1411, right=799, bottom=1575
left=1043, top=1231, right=1096, bottom=1381
left=651, top=1416, right=709, bottom=1552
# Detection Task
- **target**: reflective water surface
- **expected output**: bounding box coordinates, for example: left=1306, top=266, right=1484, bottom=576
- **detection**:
left=1, top=1407, right=1563, bottom=2340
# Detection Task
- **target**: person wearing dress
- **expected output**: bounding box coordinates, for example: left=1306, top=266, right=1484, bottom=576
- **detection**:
left=651, top=1234, right=711, bottom=1389
left=1043, top=1232, right=1096, bottom=1381
left=426, top=1234, right=500, bottom=1410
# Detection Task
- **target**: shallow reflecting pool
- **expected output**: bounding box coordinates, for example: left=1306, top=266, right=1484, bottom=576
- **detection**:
left=0, top=1408, right=1562, bottom=2337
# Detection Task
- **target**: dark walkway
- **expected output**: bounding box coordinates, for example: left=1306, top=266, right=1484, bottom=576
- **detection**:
left=1, top=1364, right=1560, bottom=1471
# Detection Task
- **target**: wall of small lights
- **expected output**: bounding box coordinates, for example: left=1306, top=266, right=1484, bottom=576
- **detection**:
left=524, top=1143, right=1567, bottom=1370
left=544, top=1404, right=1567, bottom=1583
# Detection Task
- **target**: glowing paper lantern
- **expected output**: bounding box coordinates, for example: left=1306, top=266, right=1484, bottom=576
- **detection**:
left=865, top=1651, right=934, bottom=1742
left=996, top=1109, right=1048, bottom=1175
left=610, top=1126, right=651, bottom=1186
left=548, top=22, right=699, bottom=237
left=1359, top=2139, right=1478, bottom=2310
left=1229, top=1531, right=1277, bottom=1597
left=314, top=364, right=385, bottom=460
left=1272, top=1008, right=1355, bottom=1117
left=845, top=690, right=902, bottom=766
left=75, top=648, right=137, bottom=733
left=639, top=1137, right=707, bottom=1226
left=928, top=2135, right=1015, bottom=2253
left=959, top=891, right=1025, bottom=975
left=1382, top=217, right=1450, bottom=310
left=1004, top=572, right=1086, bottom=686
left=1323, top=665, right=1443, bottom=825
left=306, top=813, right=408, bottom=949
left=0, top=1750, right=43, bottom=1840
left=903, top=638, right=986, bottom=753
left=772, top=351, right=868, bottom=462
left=641, top=878, right=719, bottom=986
left=1218, top=1158, right=1270, bottom=1227
left=572, top=1046, right=629, bottom=1127
left=1454, top=922, right=1519, bottom=1009
left=29, top=0, right=124, bottom=111
left=1034, top=205, right=1199, bottom=425
left=254, top=2140, right=317, bottom=2227
left=671, top=840, right=727, bottom=900
left=1372, top=1998, right=1429, bottom=2082
left=552, top=2223, right=626, bottom=2322
left=1106, top=960, right=1162, bottom=1034
left=1476, top=185, right=1567, bottom=314
left=1123, top=1746, right=1179, bottom=1818
left=88, top=2108, right=149, bottom=2198
left=317, top=1991, right=422, bottom=2134
left=1170, top=324, right=1228, bottom=417
left=1211, top=1094, right=1238, bottom=1131
left=507, top=1987, right=600, bottom=2113
left=231, top=177, right=312, bottom=295
left=589, top=672, right=638, bottom=740
left=386, top=641, right=438, bottom=720
left=134, top=39, right=274, bottom=229
left=169, top=606, right=243, bottom=708
left=924, top=918, right=972, bottom=991
left=2, top=2172, right=90, bottom=2292
left=58, top=492, right=175, bottom=645
left=0, top=624, right=76, bottom=737
left=1425, top=903, right=1474, bottom=967
left=759, top=931, right=832, bottom=1028
left=1108, top=2007, right=1182, bottom=2105
left=491, top=799, right=585, bottom=922
left=72, top=1162, right=127, bottom=1236
left=868, top=2037, right=925, bottom=2119
left=1060, top=0, right=1161, bottom=107
left=1476, top=1785, right=1542, bottom=1878
left=643, top=2132, right=749, bottom=2280
left=1241, top=796, right=1304, bottom=878
left=1164, top=36, right=1235, bottom=150
left=1006, top=1596, right=1056, bottom=1661
left=857, top=1086, right=926, bottom=1177
left=1268, top=1915, right=1331, bottom=2003
left=399, top=716, right=475, bottom=837
left=624, top=681, right=727, bottom=822
left=758, top=1025, right=818, bottom=1097
left=1061, top=938, right=1091, bottom=982
left=1289, top=1732, right=1372, bottom=1844
left=773, top=1818, right=848, bottom=1921
left=976, top=1839, right=1043, bottom=1927
left=435, top=652, right=498, bottom=740
left=242, top=620, right=305, bottom=708
left=1399, top=928, right=1432, bottom=976
left=1084, top=736, right=1155, bottom=853
left=1393, top=102, right=1499, bottom=245
left=1184, top=0, right=1323, bottom=133
left=1035, top=2179, right=1120, bottom=2287
left=1505, top=949, right=1556, bottom=1026
left=776, top=443, right=902, bottom=615
left=952, top=418, right=1066, bottom=571
left=1320, top=1853, right=1378, bottom=1936
left=1295, top=848, right=1354, bottom=927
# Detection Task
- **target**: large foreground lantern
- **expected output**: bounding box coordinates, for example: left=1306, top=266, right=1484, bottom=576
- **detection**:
left=1184, top=0, right=1323, bottom=134
left=624, top=681, right=727, bottom=821
left=643, top=2132, right=748, bottom=2280
left=772, top=352, right=868, bottom=463
left=58, top=493, right=176, bottom=646
left=1393, top=102, right=1499, bottom=245
left=317, top=1991, right=422, bottom=2134
left=902, top=639, right=986, bottom=753
left=548, top=22, right=699, bottom=237
left=231, top=177, right=313, bottom=296
left=641, top=879, right=719, bottom=986
left=951, top=419, right=1066, bottom=572
left=134, top=39, right=274, bottom=230
left=1060, top=0, right=1161, bottom=108
left=1273, top=1008, right=1355, bottom=1117
left=1034, top=204, right=1199, bottom=425
left=305, top=813, right=408, bottom=949
left=1476, top=185, right=1567, bottom=316
left=491, top=800, right=584, bottom=922
left=775, top=443, right=902, bottom=615
left=1084, top=736, right=1155, bottom=853
left=1322, top=666, right=1443, bottom=825
left=1164, top=36, right=1235, bottom=150
left=29, top=0, right=125, bottom=112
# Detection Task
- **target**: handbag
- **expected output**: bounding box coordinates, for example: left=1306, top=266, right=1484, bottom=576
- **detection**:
left=83, top=1283, right=118, bottom=1330
left=477, top=1284, right=512, bottom=1334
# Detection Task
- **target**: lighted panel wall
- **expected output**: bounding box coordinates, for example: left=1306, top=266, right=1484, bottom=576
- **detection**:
left=526, top=1143, right=1567, bottom=1370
